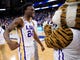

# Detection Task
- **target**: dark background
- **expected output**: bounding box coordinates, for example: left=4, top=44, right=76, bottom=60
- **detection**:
left=0, top=0, right=65, bottom=17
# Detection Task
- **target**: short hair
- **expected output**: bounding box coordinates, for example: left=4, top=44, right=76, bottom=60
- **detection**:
left=23, top=3, right=33, bottom=12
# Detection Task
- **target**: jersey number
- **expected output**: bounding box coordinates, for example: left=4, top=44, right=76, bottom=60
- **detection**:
left=27, top=30, right=33, bottom=37
left=26, top=25, right=33, bottom=37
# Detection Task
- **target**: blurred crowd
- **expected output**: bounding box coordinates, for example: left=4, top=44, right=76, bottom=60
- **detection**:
left=0, top=10, right=54, bottom=29
left=34, top=10, right=54, bottom=26
left=0, top=17, right=14, bottom=29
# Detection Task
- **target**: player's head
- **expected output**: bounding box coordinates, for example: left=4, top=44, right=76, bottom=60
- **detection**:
left=23, top=3, right=35, bottom=17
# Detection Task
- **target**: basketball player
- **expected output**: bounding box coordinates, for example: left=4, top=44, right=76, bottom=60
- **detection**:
left=0, top=25, right=7, bottom=60
left=4, top=3, right=45, bottom=60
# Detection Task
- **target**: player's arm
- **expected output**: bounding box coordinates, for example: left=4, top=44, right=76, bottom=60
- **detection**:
left=33, top=30, right=45, bottom=51
left=3, top=17, right=22, bottom=50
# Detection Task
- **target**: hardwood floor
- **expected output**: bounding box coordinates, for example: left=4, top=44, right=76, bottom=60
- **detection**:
left=0, top=30, right=53, bottom=60
left=0, top=41, right=53, bottom=60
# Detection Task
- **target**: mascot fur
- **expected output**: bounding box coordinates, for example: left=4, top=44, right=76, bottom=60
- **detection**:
left=44, top=0, right=80, bottom=50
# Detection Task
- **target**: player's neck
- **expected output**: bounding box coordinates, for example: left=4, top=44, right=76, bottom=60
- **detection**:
left=24, top=15, right=31, bottom=22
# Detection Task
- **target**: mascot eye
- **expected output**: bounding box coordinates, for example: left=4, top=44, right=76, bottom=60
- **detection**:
left=52, top=24, right=58, bottom=29
left=53, top=24, right=57, bottom=27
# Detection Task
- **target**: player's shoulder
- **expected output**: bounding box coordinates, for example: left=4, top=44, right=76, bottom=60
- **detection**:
left=32, top=20, right=37, bottom=26
left=32, top=20, right=37, bottom=24
left=14, top=17, right=23, bottom=23
left=11, top=17, right=24, bottom=28
left=12, top=17, right=23, bottom=26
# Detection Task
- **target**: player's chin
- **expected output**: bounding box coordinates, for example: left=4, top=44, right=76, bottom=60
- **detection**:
left=32, top=13, right=35, bottom=17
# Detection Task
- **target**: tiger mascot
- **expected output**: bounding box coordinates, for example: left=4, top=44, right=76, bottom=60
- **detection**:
left=44, top=0, right=80, bottom=60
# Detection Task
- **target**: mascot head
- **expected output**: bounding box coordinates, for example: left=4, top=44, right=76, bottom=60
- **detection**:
left=44, top=0, right=80, bottom=50
left=52, top=0, right=80, bottom=30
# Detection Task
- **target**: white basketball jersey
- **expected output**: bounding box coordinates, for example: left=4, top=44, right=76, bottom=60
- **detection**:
left=0, top=27, right=5, bottom=45
left=20, top=17, right=36, bottom=46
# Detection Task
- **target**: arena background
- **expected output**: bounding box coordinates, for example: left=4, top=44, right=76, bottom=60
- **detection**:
left=0, top=0, right=65, bottom=60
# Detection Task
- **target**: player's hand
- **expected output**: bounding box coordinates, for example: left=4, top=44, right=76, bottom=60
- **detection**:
left=7, top=40, right=20, bottom=50
left=41, top=46, right=45, bottom=51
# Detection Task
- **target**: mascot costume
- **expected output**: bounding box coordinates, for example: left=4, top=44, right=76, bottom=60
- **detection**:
left=44, top=0, right=80, bottom=60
